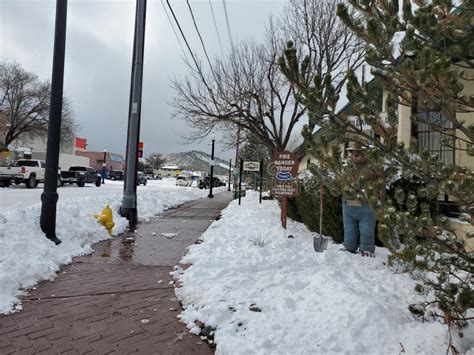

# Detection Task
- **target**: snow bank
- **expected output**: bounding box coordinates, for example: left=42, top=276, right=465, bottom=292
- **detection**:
left=175, top=191, right=473, bottom=354
left=0, top=179, right=225, bottom=314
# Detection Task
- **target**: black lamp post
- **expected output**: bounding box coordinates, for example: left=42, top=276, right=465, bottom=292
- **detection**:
left=228, top=158, right=231, bottom=191
left=40, top=0, right=68, bottom=246
left=208, top=139, right=215, bottom=198
left=102, top=149, right=107, bottom=184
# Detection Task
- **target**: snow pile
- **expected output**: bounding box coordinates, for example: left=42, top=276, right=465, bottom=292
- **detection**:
left=0, top=179, right=225, bottom=314
left=175, top=191, right=473, bottom=354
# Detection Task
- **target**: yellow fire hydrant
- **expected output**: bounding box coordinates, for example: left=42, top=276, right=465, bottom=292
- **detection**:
left=93, top=205, right=115, bottom=236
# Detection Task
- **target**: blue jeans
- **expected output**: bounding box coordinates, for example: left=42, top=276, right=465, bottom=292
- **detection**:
left=342, top=200, right=376, bottom=253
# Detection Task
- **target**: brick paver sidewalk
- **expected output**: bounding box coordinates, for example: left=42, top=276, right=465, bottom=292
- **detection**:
left=0, top=192, right=232, bottom=354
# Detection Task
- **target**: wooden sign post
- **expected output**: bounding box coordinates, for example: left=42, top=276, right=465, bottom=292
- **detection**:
left=269, top=151, right=299, bottom=229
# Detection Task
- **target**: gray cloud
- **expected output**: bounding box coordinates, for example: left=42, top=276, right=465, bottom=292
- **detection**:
left=1, top=0, right=285, bottom=159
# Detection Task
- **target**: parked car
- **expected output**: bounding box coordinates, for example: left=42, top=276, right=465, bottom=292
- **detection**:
left=144, top=169, right=155, bottom=180
left=198, top=176, right=225, bottom=189
left=60, top=166, right=102, bottom=187
left=216, top=177, right=226, bottom=187
left=0, top=159, right=59, bottom=188
left=176, top=175, right=192, bottom=187
left=108, top=170, right=124, bottom=180
left=137, top=171, right=147, bottom=186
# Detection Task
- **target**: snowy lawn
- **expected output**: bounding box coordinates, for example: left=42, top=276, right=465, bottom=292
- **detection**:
left=174, top=191, right=473, bottom=354
left=0, top=178, right=225, bottom=314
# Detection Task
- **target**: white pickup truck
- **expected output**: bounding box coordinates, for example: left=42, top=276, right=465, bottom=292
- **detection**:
left=0, top=159, right=56, bottom=188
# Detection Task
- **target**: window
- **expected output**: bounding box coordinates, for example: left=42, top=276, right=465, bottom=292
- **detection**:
left=16, top=160, right=39, bottom=167
left=415, top=111, right=454, bottom=165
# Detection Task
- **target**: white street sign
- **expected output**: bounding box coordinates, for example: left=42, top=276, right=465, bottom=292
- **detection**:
left=243, top=161, right=260, bottom=172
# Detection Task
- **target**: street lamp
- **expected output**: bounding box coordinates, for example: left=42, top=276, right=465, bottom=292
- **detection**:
left=208, top=137, right=215, bottom=198
left=40, top=0, right=68, bottom=246
left=102, top=149, right=107, bottom=184
left=228, top=158, right=231, bottom=192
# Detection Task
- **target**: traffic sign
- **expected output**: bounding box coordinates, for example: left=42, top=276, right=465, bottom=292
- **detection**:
left=138, top=141, right=144, bottom=158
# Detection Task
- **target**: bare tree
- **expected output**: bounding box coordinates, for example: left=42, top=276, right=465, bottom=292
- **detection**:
left=172, top=0, right=364, bottom=154
left=172, top=25, right=306, bottom=155
left=282, top=0, right=365, bottom=81
left=0, top=61, right=76, bottom=148
left=279, top=0, right=365, bottom=134
left=145, top=152, right=166, bottom=170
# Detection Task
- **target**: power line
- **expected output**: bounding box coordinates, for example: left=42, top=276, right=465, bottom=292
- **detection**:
left=222, top=0, right=234, bottom=51
left=166, top=0, right=214, bottom=94
left=161, top=0, right=189, bottom=62
left=165, top=1, right=204, bottom=77
left=208, top=0, right=224, bottom=54
left=186, top=0, right=215, bottom=74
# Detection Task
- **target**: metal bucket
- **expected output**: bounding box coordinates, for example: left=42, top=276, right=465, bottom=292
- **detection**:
left=313, top=236, right=329, bottom=252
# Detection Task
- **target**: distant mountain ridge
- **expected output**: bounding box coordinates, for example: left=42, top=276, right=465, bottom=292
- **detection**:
left=164, top=150, right=229, bottom=175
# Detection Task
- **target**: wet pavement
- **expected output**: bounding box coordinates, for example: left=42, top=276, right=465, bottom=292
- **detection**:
left=0, top=192, right=232, bottom=354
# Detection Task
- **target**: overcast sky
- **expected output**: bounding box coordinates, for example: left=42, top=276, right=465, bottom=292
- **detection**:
left=1, top=0, right=286, bottom=160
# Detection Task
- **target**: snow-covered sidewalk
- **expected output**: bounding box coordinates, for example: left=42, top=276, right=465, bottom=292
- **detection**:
left=0, top=179, right=225, bottom=314
left=174, top=191, right=473, bottom=354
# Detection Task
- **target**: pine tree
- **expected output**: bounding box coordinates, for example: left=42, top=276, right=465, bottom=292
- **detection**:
left=279, top=1, right=473, bottom=350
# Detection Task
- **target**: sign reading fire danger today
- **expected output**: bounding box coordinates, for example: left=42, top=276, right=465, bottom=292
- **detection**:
left=269, top=151, right=299, bottom=197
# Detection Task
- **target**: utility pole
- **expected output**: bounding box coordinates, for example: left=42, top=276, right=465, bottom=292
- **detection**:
left=208, top=139, right=215, bottom=198
left=120, top=0, right=147, bottom=225
left=40, top=0, right=68, bottom=246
